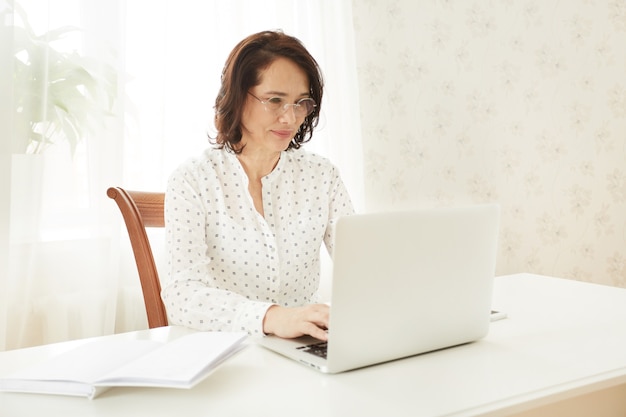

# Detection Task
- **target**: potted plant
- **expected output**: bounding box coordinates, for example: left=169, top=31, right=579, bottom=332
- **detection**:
left=5, top=3, right=117, bottom=241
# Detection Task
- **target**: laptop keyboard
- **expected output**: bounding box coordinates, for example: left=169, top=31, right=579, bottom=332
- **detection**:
left=297, top=341, right=328, bottom=359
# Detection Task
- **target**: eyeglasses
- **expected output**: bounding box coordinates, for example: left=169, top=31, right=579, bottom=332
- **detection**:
left=248, top=92, right=316, bottom=117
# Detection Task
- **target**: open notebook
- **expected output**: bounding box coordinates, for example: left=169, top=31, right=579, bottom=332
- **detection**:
left=0, top=330, right=247, bottom=399
left=258, top=204, right=500, bottom=373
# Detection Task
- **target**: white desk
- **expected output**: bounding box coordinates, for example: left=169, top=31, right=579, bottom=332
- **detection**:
left=1, top=273, right=626, bottom=417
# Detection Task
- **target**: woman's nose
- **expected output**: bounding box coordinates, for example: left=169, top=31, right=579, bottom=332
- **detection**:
left=278, top=105, right=298, bottom=123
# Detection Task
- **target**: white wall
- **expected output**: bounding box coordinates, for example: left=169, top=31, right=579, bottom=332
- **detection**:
left=351, top=0, right=626, bottom=287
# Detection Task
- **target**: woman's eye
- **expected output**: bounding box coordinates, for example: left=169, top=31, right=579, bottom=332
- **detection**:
left=267, top=97, right=283, bottom=105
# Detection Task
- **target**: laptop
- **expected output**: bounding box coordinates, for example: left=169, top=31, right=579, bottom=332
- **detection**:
left=257, top=204, right=500, bottom=373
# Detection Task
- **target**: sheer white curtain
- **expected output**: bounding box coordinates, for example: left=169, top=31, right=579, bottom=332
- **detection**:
left=0, top=0, right=362, bottom=350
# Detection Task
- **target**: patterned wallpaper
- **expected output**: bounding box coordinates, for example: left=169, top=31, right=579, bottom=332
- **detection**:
left=351, top=0, right=626, bottom=287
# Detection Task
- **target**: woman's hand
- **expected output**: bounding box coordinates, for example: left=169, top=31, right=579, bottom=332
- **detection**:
left=263, top=304, right=329, bottom=341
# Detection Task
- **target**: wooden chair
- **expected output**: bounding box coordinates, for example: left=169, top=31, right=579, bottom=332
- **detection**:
left=107, top=186, right=168, bottom=328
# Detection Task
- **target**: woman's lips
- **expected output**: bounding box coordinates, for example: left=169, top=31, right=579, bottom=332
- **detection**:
left=272, top=129, right=294, bottom=140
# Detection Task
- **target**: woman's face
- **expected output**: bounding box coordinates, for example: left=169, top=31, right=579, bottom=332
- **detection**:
left=241, top=57, right=310, bottom=155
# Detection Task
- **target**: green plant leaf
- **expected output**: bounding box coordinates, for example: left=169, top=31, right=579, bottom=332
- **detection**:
left=9, top=2, right=118, bottom=155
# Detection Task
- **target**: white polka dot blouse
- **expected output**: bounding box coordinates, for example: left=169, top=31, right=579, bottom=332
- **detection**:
left=162, top=147, right=355, bottom=335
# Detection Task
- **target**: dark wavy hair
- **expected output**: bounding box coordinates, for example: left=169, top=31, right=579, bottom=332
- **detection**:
left=211, top=30, right=323, bottom=153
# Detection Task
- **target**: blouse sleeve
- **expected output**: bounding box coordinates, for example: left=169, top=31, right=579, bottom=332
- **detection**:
left=323, top=164, right=356, bottom=258
left=161, top=165, right=273, bottom=335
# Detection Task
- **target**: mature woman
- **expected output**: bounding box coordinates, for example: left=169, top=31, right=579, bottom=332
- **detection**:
left=162, top=30, right=354, bottom=341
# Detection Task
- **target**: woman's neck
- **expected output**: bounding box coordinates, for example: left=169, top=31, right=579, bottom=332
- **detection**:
left=236, top=150, right=281, bottom=180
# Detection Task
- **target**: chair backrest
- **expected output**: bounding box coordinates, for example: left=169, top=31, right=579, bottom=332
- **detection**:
left=107, top=186, right=168, bottom=328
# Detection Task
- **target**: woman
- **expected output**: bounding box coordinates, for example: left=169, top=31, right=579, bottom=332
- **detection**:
left=162, top=30, right=354, bottom=341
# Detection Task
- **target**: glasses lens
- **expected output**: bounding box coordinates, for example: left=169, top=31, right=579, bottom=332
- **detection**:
left=297, top=98, right=316, bottom=116
left=265, top=97, right=283, bottom=113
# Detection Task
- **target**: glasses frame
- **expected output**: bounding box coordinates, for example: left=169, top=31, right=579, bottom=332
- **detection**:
left=248, top=92, right=317, bottom=117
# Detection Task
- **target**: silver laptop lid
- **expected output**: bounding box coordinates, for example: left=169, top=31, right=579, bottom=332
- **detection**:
left=326, top=204, right=500, bottom=373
